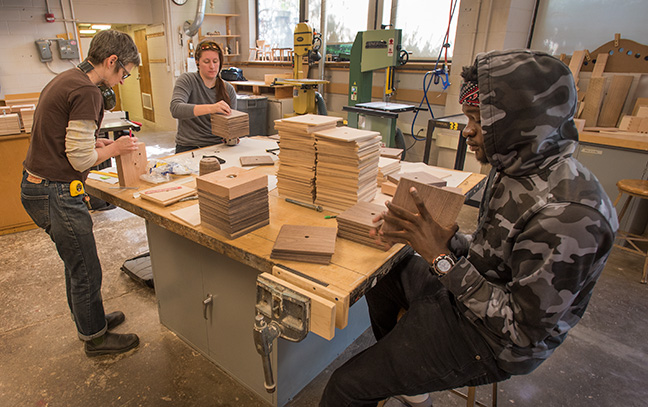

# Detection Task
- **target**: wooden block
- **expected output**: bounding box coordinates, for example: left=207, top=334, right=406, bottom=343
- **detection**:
left=264, top=73, right=292, bottom=85
left=170, top=203, right=201, bottom=226
left=625, top=116, right=643, bottom=132
left=260, top=272, right=336, bottom=340
left=381, top=181, right=397, bottom=196
left=638, top=118, right=648, bottom=134
left=0, top=113, right=22, bottom=135
left=636, top=106, right=648, bottom=118
left=387, top=171, right=447, bottom=187
left=115, top=142, right=147, bottom=187
left=239, top=155, right=275, bottom=166
left=140, top=184, right=197, bottom=206
left=632, top=98, right=648, bottom=116
left=196, top=166, right=268, bottom=199
left=382, top=177, right=465, bottom=236
left=597, top=75, right=634, bottom=127
left=573, top=118, right=586, bottom=133
left=580, top=77, right=606, bottom=127
left=272, top=265, right=349, bottom=330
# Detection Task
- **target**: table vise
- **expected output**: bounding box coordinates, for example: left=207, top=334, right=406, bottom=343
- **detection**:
left=254, top=273, right=310, bottom=393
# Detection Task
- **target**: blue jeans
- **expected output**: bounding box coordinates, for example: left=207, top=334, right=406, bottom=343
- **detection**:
left=320, top=254, right=511, bottom=407
left=21, top=171, right=107, bottom=341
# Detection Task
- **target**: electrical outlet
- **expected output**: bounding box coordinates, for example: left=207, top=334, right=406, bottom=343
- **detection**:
left=57, top=39, right=80, bottom=60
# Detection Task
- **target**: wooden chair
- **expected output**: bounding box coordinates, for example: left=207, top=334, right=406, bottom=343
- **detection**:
left=613, top=179, right=648, bottom=283
left=450, top=383, right=498, bottom=407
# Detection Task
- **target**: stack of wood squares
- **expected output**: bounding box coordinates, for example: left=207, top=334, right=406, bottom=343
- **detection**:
left=313, top=126, right=381, bottom=212
left=0, top=113, right=21, bottom=135
left=196, top=167, right=269, bottom=239
left=210, top=109, right=249, bottom=141
left=10, top=104, right=35, bottom=132
left=271, top=224, right=337, bottom=264
left=336, top=201, right=388, bottom=250
left=378, top=156, right=401, bottom=186
left=275, top=114, right=340, bottom=203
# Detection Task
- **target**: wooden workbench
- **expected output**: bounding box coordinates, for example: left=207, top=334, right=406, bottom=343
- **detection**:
left=85, top=137, right=485, bottom=406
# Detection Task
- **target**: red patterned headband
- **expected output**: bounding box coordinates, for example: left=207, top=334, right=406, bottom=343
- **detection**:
left=459, top=81, right=479, bottom=106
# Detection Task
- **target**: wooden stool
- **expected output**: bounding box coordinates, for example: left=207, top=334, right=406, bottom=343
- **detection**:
left=613, top=179, right=648, bottom=284
left=450, top=383, right=498, bottom=407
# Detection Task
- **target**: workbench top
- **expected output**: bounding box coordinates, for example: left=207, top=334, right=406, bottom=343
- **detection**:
left=580, top=130, right=648, bottom=152
left=85, top=137, right=485, bottom=331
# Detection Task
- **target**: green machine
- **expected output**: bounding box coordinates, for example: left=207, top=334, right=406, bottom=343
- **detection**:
left=344, top=29, right=413, bottom=148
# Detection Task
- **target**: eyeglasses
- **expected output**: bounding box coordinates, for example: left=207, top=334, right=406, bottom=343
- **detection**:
left=117, top=59, right=131, bottom=80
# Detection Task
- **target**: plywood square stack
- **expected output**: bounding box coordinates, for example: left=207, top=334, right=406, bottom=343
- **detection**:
left=336, top=202, right=388, bottom=250
left=0, top=113, right=21, bottom=135
left=10, top=104, right=35, bottom=132
left=313, top=126, right=381, bottom=212
left=196, top=167, right=269, bottom=239
left=211, top=109, right=249, bottom=141
left=271, top=224, right=337, bottom=264
left=275, top=114, right=340, bottom=203
left=378, top=156, right=400, bottom=186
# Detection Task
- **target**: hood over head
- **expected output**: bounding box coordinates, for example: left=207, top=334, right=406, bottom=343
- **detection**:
left=476, top=49, right=579, bottom=176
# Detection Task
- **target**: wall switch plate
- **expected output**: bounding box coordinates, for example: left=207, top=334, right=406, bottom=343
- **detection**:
left=57, top=39, right=80, bottom=60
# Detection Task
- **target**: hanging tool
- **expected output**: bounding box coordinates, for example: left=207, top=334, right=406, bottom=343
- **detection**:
left=70, top=180, right=92, bottom=210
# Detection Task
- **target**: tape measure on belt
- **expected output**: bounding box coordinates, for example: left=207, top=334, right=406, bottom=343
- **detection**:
left=70, top=180, right=85, bottom=197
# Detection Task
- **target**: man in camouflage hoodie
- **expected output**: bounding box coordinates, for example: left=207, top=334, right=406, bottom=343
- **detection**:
left=320, top=49, right=618, bottom=407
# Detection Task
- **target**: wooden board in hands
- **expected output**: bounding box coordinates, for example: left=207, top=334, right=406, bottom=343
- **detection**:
left=381, top=177, right=465, bottom=238
left=115, top=142, right=147, bottom=187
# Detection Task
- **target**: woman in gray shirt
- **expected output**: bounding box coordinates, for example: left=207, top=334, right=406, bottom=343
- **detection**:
left=170, top=41, right=238, bottom=153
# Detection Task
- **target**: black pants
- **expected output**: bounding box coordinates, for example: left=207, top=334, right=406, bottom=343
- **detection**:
left=320, top=254, right=510, bottom=407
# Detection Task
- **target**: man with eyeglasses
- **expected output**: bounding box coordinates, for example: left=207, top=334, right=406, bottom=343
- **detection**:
left=21, top=29, right=142, bottom=357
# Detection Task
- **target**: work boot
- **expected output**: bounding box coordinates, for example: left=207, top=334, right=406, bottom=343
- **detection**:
left=85, top=332, right=140, bottom=357
left=106, top=311, right=125, bottom=330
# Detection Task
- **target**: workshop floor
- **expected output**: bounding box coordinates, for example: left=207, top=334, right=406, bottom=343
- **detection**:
left=1, top=129, right=647, bottom=407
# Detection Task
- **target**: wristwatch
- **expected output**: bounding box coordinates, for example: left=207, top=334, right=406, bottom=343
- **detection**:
left=432, top=254, right=456, bottom=276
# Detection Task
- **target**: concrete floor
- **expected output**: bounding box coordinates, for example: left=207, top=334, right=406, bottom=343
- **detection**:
left=1, top=129, right=647, bottom=407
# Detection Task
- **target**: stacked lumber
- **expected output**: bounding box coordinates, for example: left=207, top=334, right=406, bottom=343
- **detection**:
left=275, top=114, right=340, bottom=203
left=378, top=157, right=400, bottom=186
left=314, top=126, right=381, bottom=212
left=13, top=104, right=36, bottom=132
left=381, top=177, right=465, bottom=239
left=336, top=201, right=388, bottom=250
left=271, top=224, right=337, bottom=264
left=0, top=113, right=21, bottom=135
left=210, top=109, right=249, bottom=141
left=196, top=167, right=269, bottom=239
left=380, top=147, right=403, bottom=160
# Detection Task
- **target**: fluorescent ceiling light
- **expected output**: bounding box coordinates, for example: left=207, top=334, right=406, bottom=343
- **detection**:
left=79, top=29, right=97, bottom=34
left=91, top=24, right=111, bottom=30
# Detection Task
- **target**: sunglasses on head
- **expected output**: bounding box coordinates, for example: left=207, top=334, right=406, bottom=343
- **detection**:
left=199, top=42, right=221, bottom=51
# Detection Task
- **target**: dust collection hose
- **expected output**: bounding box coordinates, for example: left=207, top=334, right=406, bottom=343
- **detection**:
left=315, top=91, right=328, bottom=116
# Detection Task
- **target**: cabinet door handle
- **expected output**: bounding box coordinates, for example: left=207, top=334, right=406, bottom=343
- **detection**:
left=203, top=294, right=213, bottom=320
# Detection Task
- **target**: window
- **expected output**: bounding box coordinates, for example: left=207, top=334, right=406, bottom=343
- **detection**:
left=308, top=0, right=371, bottom=44
left=257, top=0, right=300, bottom=49
left=394, top=0, right=460, bottom=60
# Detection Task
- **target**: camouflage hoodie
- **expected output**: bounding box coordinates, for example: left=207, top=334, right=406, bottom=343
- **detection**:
left=441, top=49, right=618, bottom=374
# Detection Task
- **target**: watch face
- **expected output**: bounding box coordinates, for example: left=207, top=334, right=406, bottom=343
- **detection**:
left=437, top=259, right=453, bottom=273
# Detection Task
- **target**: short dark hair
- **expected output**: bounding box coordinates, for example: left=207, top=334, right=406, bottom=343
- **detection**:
left=460, top=62, right=478, bottom=83
left=87, top=30, right=140, bottom=66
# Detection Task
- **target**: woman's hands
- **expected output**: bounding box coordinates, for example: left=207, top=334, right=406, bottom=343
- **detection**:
left=371, top=186, right=458, bottom=264
left=193, top=100, right=232, bottom=117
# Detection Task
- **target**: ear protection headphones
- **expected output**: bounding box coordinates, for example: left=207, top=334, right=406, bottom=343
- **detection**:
left=77, top=59, right=117, bottom=111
